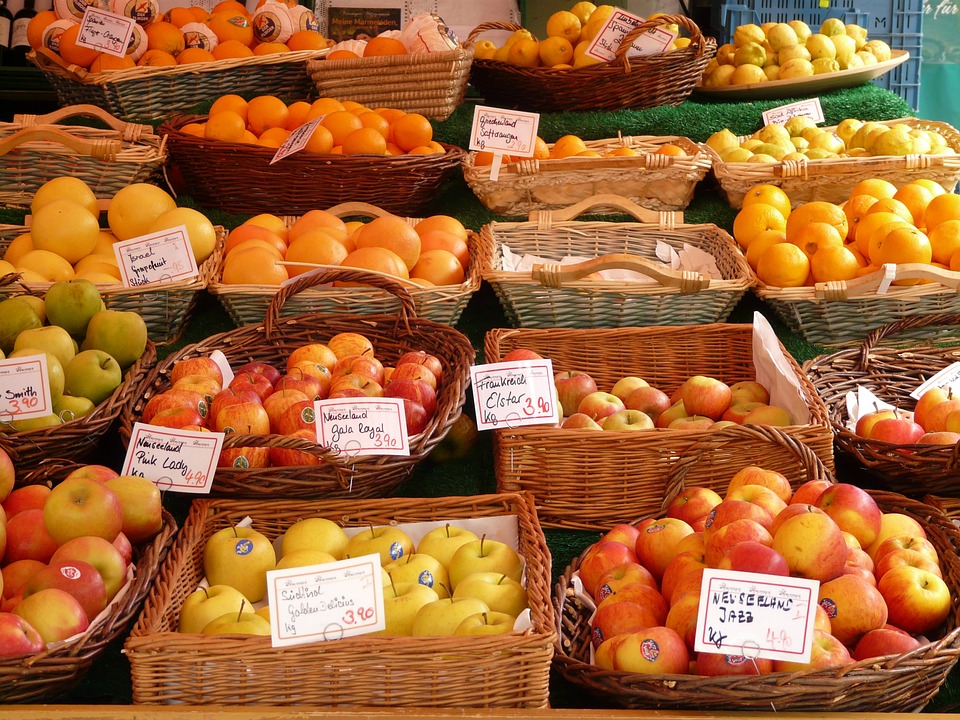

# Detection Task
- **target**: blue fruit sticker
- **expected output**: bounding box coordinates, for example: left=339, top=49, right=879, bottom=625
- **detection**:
left=234, top=538, right=254, bottom=556
left=418, top=570, right=435, bottom=587
left=389, top=541, right=404, bottom=561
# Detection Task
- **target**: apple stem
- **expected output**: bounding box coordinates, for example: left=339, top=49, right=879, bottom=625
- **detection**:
left=237, top=600, right=246, bottom=622
left=444, top=523, right=451, bottom=539
left=481, top=612, right=488, bottom=625
left=388, top=572, right=397, bottom=595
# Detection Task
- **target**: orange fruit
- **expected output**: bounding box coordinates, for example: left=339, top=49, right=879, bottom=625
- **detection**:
left=790, top=222, right=844, bottom=257
left=285, top=101, right=312, bottom=131
left=212, top=39, right=254, bottom=59
left=809, top=244, right=861, bottom=283
left=58, top=24, right=100, bottom=67
left=239, top=130, right=259, bottom=144
left=362, top=35, right=407, bottom=56
left=606, top=147, right=640, bottom=157
left=353, top=215, right=421, bottom=271
left=210, top=94, right=249, bottom=124
left=225, top=238, right=284, bottom=260
left=253, top=41, right=290, bottom=55
left=247, top=95, right=290, bottom=136
left=204, top=109, right=246, bottom=142
left=864, top=196, right=914, bottom=225
left=410, top=249, right=465, bottom=286
left=538, top=35, right=574, bottom=66
left=327, top=49, right=359, bottom=59
left=283, top=231, right=350, bottom=277
left=785, top=201, right=848, bottom=244
left=288, top=209, right=348, bottom=244
left=855, top=211, right=908, bottom=256
left=732, top=203, right=787, bottom=249
left=177, top=47, right=216, bottom=63
left=745, top=229, right=787, bottom=270
left=164, top=6, right=196, bottom=27
left=256, top=126, right=292, bottom=147
left=180, top=122, right=205, bottom=136
left=848, top=178, right=897, bottom=201
left=287, top=30, right=328, bottom=51
left=342, top=127, right=387, bottom=155
left=655, top=144, right=687, bottom=157
left=550, top=134, right=587, bottom=159
left=221, top=246, right=289, bottom=285
left=507, top=38, right=540, bottom=67
left=341, top=100, right=367, bottom=114
left=138, top=48, right=178, bottom=66
left=867, top=220, right=912, bottom=264
left=407, top=145, right=439, bottom=155
left=417, top=229, right=469, bottom=269
left=892, top=183, right=935, bottom=228
left=27, top=10, right=56, bottom=50
left=207, top=11, right=254, bottom=46
left=473, top=151, right=494, bottom=166
left=871, top=225, right=932, bottom=266
left=924, top=193, right=960, bottom=234
left=741, top=184, right=792, bottom=220
left=245, top=214, right=288, bottom=241
left=842, top=194, right=877, bottom=242
left=376, top=107, right=405, bottom=124
left=89, top=53, right=136, bottom=72
left=321, top=110, right=363, bottom=146
left=225, top=224, right=287, bottom=255
left=415, top=214, right=468, bottom=242
left=303, top=123, right=334, bottom=154
left=913, top=179, right=947, bottom=197
left=951, top=247, right=960, bottom=273
left=356, top=111, right=390, bottom=138
left=4, top=233, right=34, bottom=265
left=339, top=246, right=409, bottom=281
left=756, top=242, right=810, bottom=287
left=145, top=20, right=186, bottom=56
left=307, top=97, right=346, bottom=120
left=213, top=0, right=250, bottom=14
left=929, top=220, right=960, bottom=265
left=390, top=113, right=432, bottom=153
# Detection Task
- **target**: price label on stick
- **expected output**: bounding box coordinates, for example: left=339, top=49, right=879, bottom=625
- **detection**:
left=762, top=98, right=825, bottom=127
left=121, top=422, right=223, bottom=494
left=584, top=9, right=676, bottom=63
left=0, top=354, right=54, bottom=422
left=76, top=7, right=135, bottom=58
left=314, top=397, right=410, bottom=456
left=113, top=226, right=199, bottom=287
left=470, top=358, right=555, bottom=431
left=271, top=117, right=324, bottom=164
left=469, top=105, right=540, bottom=182
left=695, top=568, right=819, bottom=663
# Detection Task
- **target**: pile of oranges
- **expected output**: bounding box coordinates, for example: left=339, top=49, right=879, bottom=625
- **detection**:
left=183, top=94, right=443, bottom=156
left=474, top=133, right=687, bottom=166
left=733, top=180, right=960, bottom=287
left=26, top=0, right=327, bottom=71
left=219, top=209, right=471, bottom=288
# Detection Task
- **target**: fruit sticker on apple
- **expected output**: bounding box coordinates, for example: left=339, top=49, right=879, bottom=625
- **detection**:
left=470, top=355, right=555, bottom=430
left=121, top=422, right=224, bottom=494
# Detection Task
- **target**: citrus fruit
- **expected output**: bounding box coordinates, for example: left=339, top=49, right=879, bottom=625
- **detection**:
left=204, top=110, right=246, bottom=142
left=848, top=178, right=897, bottom=201
left=58, top=23, right=100, bottom=67
left=31, top=176, right=99, bottom=218
left=842, top=193, right=877, bottom=242
left=147, top=206, right=218, bottom=263
left=145, top=20, right=186, bottom=56
left=339, top=246, right=409, bottom=281
left=363, top=35, right=406, bottom=56
left=929, top=220, right=960, bottom=265
left=785, top=201, right=848, bottom=243
left=283, top=232, right=350, bottom=277
left=410, top=249, right=464, bottom=286
left=390, top=113, right=432, bottom=153
left=210, top=94, right=249, bottom=123
left=108, top=183, right=177, bottom=241
left=756, top=242, right=810, bottom=287
left=809, top=244, right=861, bottom=283
left=892, top=183, right=935, bottom=228
left=417, top=230, right=469, bottom=269
left=741, top=184, right=792, bottom=220
left=353, top=215, right=421, bottom=272
left=222, top=246, right=289, bottom=285
left=342, top=127, right=387, bottom=155
left=790, top=221, right=844, bottom=256
left=924, top=193, right=960, bottom=234
left=732, top=203, right=787, bottom=248
left=288, top=209, right=347, bottom=244
left=247, top=95, right=290, bottom=136
left=31, top=200, right=100, bottom=264
left=16, top=249, right=76, bottom=281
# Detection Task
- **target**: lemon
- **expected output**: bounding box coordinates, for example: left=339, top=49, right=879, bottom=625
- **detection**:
left=147, top=206, right=218, bottom=264
left=507, top=37, right=540, bottom=67
left=108, top=183, right=177, bottom=241
left=31, top=176, right=100, bottom=219
left=545, top=10, right=581, bottom=43
left=31, top=199, right=100, bottom=264
left=570, top=1, right=596, bottom=26
left=16, top=249, right=76, bottom=282
left=473, top=39, right=497, bottom=60
left=539, top=35, right=573, bottom=67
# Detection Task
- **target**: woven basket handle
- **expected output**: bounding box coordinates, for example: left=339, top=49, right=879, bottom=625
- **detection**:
left=531, top=253, right=709, bottom=292
left=264, top=268, right=418, bottom=340
left=12, top=104, right=154, bottom=140
left=466, top=21, right=539, bottom=44
left=528, top=194, right=681, bottom=227
left=858, top=312, right=960, bottom=354
left=614, top=13, right=707, bottom=67
left=815, top=262, right=960, bottom=300
left=28, top=47, right=88, bottom=79
left=324, top=201, right=418, bottom=225
left=0, top=124, right=122, bottom=159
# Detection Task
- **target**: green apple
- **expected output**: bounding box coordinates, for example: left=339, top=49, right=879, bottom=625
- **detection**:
left=0, top=297, right=42, bottom=354
left=16, top=295, right=46, bottom=324
left=53, top=394, right=96, bottom=421
left=203, top=526, right=277, bottom=603
left=80, top=309, right=148, bottom=371
left=178, top=584, right=252, bottom=633
left=43, top=279, right=103, bottom=339
left=344, top=525, right=415, bottom=567
left=275, top=549, right=338, bottom=569
left=415, top=523, right=479, bottom=568
left=13, top=325, right=75, bottom=369
left=448, top=537, right=524, bottom=589
left=378, top=580, right=440, bottom=635
left=280, top=517, right=349, bottom=560
left=383, top=553, right=450, bottom=598
left=201, top=604, right=272, bottom=636
left=63, top=349, right=123, bottom=405
left=10, top=413, right=61, bottom=431
left=453, top=610, right=517, bottom=636
left=9, top=347, right=64, bottom=404
left=451, top=571, right=528, bottom=617
left=411, top=596, right=490, bottom=636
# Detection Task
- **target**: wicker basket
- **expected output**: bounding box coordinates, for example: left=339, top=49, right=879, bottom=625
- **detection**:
left=484, top=322, right=834, bottom=530
left=803, top=313, right=960, bottom=497
left=755, top=261, right=960, bottom=348
left=306, top=44, right=474, bottom=121
left=462, top=134, right=712, bottom=216
left=159, top=114, right=466, bottom=216
left=481, top=194, right=754, bottom=328
left=126, top=491, right=554, bottom=707
left=0, top=104, right=167, bottom=208
left=0, top=459, right=177, bottom=703
left=552, top=426, right=960, bottom=712
left=0, top=342, right=156, bottom=472
left=118, top=268, right=475, bottom=500
left=708, top=117, right=960, bottom=209
left=27, top=46, right=329, bottom=123
left=0, top=226, right=226, bottom=347
left=208, top=202, right=484, bottom=327
left=467, top=15, right=716, bottom=113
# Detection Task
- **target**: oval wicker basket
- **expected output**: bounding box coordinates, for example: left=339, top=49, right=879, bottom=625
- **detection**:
left=552, top=424, right=960, bottom=712
left=118, top=268, right=475, bottom=500
left=467, top=15, right=716, bottom=113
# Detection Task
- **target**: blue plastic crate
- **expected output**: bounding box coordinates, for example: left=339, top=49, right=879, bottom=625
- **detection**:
left=711, top=0, right=923, bottom=109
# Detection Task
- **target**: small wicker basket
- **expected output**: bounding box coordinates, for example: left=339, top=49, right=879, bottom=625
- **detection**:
left=484, top=322, right=834, bottom=530
left=481, top=194, right=754, bottom=328
left=125, top=492, right=554, bottom=707
left=467, top=15, right=716, bottom=113
left=118, top=268, right=475, bottom=500
left=306, top=44, right=474, bottom=121
left=0, top=104, right=167, bottom=208
left=462, top=134, right=712, bottom=216
left=552, top=426, right=960, bottom=712
left=707, top=117, right=960, bottom=209
left=208, top=202, right=484, bottom=328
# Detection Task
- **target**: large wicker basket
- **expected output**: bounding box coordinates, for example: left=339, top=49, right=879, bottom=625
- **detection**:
left=159, top=114, right=466, bottom=216
left=306, top=44, right=474, bottom=121
left=481, top=194, right=754, bottom=328
left=462, top=134, right=712, bottom=216
left=208, top=202, right=484, bottom=328
left=0, top=459, right=177, bottom=704
left=484, top=322, right=834, bottom=530
left=708, top=117, right=960, bottom=209
left=552, top=426, right=960, bottom=712
left=467, top=15, right=716, bottom=113
left=0, top=104, right=166, bottom=208
left=118, top=268, right=475, bottom=500
left=803, top=313, right=960, bottom=497
left=27, top=46, right=329, bottom=123
left=126, top=492, right=554, bottom=707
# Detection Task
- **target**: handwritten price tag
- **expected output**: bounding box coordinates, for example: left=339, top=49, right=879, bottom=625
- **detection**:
left=762, top=98, right=825, bottom=127
left=76, top=7, right=135, bottom=57
left=0, top=355, right=54, bottom=422
left=121, top=422, right=223, bottom=494
left=695, top=568, right=819, bottom=663
left=267, top=553, right=384, bottom=647
left=911, top=362, right=960, bottom=399
left=314, top=398, right=410, bottom=456
left=585, top=9, right=676, bottom=63
left=113, top=226, right=200, bottom=287
left=470, top=358, right=555, bottom=431
left=271, top=117, right=324, bottom=164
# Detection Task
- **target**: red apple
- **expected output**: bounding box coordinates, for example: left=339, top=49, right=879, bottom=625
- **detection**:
left=855, top=408, right=900, bottom=438
left=577, top=391, right=625, bottom=422
left=287, top=360, right=333, bottom=397
left=772, top=510, right=846, bottom=582
left=817, top=573, right=888, bottom=646
left=624, top=385, right=671, bottom=422
left=396, top=350, right=443, bottom=383
left=875, top=548, right=942, bottom=581
left=790, top=479, right=833, bottom=506
left=666, top=486, right=723, bottom=531
left=717, top=540, right=789, bottom=576
left=773, top=629, right=851, bottom=672
left=878, top=565, right=951, bottom=635
left=601, top=409, right=655, bottom=431
left=500, top=348, right=541, bottom=362
left=665, top=592, right=701, bottom=653
left=601, top=523, right=641, bottom=549
left=703, top=499, right=774, bottom=538
left=51, top=535, right=128, bottom=601
left=268, top=428, right=321, bottom=467
left=149, top=406, right=206, bottom=429
left=725, top=484, right=787, bottom=520
left=328, top=374, right=383, bottom=398
left=577, top=541, right=639, bottom=598
left=383, top=377, right=437, bottom=417
left=561, top=413, right=603, bottom=430
left=609, top=376, right=649, bottom=403
left=208, top=387, right=261, bottom=427
left=920, top=398, right=960, bottom=433
left=660, top=550, right=707, bottom=604
left=287, top=343, right=338, bottom=373
left=388, top=362, right=436, bottom=390
left=332, top=354, right=385, bottom=385
left=0, top=612, right=44, bottom=657
left=655, top=400, right=689, bottom=429
left=170, top=356, right=223, bottom=386
left=262, top=388, right=311, bottom=433
left=814, top=483, right=882, bottom=549
left=63, top=464, right=119, bottom=484
left=236, top=361, right=282, bottom=387
left=228, top=371, right=275, bottom=402
left=867, top=513, right=928, bottom=559
left=721, top=401, right=767, bottom=424
left=554, top=370, right=598, bottom=418
left=698, top=651, right=773, bottom=676
left=668, top=567, right=705, bottom=606
left=213, top=400, right=271, bottom=435
left=597, top=583, right=668, bottom=626
left=590, top=599, right=659, bottom=648
left=218, top=446, right=271, bottom=469
left=594, top=562, right=658, bottom=604
left=274, top=373, right=324, bottom=400
left=668, top=415, right=716, bottom=431
left=704, top=519, right=773, bottom=567
left=769, top=503, right=827, bottom=536
left=871, top=415, right=925, bottom=444
left=727, top=465, right=793, bottom=503
left=142, top=389, right=209, bottom=425
left=4, top=509, right=58, bottom=563
left=172, top=374, right=222, bottom=402
left=0, top=448, right=12, bottom=504
left=400, top=398, right=430, bottom=435
left=12, top=588, right=89, bottom=645
left=113, top=532, right=133, bottom=566
left=634, top=517, right=695, bottom=581
left=741, top=404, right=795, bottom=426
left=104, top=474, right=164, bottom=545
left=843, top=546, right=876, bottom=586
left=917, top=431, right=960, bottom=445
left=43, top=476, right=123, bottom=545
left=872, top=534, right=939, bottom=568
left=23, top=559, right=107, bottom=622
left=2, top=485, right=51, bottom=518
left=613, top=626, right=689, bottom=674
left=327, top=332, right=374, bottom=360
left=2, top=560, right=45, bottom=600
left=277, top=399, right=317, bottom=435
left=852, top=626, right=922, bottom=661
left=681, top=375, right=732, bottom=420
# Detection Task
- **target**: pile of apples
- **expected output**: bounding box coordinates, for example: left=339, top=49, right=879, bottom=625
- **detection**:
left=180, top=517, right=527, bottom=637
left=0, top=452, right=164, bottom=656
left=577, top=466, right=950, bottom=675
left=141, top=331, right=445, bottom=468
left=0, top=278, right=148, bottom=433
left=856, top=386, right=960, bottom=446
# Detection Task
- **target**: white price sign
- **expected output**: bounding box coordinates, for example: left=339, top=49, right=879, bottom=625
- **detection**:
left=0, top=354, right=54, bottom=422
left=695, top=568, right=819, bottom=663
left=761, top=98, right=825, bottom=127
left=470, top=358, right=556, bottom=430
left=584, top=9, right=676, bottom=63
left=469, top=105, right=540, bottom=156
left=114, top=226, right=200, bottom=287
left=76, top=7, right=135, bottom=58
left=314, top=397, right=410, bottom=456
left=121, top=422, right=223, bottom=494
left=271, top=116, right=324, bottom=164
left=911, top=361, right=960, bottom=399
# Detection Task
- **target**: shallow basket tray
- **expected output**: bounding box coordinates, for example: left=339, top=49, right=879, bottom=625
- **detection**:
left=480, top=194, right=754, bottom=328
left=803, top=313, right=960, bottom=497
left=707, top=117, right=960, bottom=209
left=0, top=341, right=156, bottom=472
left=208, top=202, right=484, bottom=327
left=0, top=104, right=167, bottom=208
left=467, top=16, right=716, bottom=113
left=27, top=46, right=329, bottom=123
left=755, top=261, right=960, bottom=348
left=159, top=114, right=466, bottom=216
left=118, top=268, right=475, bottom=500
left=484, top=322, right=834, bottom=530
left=462, top=134, right=711, bottom=216
left=0, top=226, right=225, bottom=347
left=306, top=43, right=474, bottom=121
left=125, top=491, right=554, bottom=707
left=552, top=425, right=960, bottom=712
left=0, top=459, right=177, bottom=704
